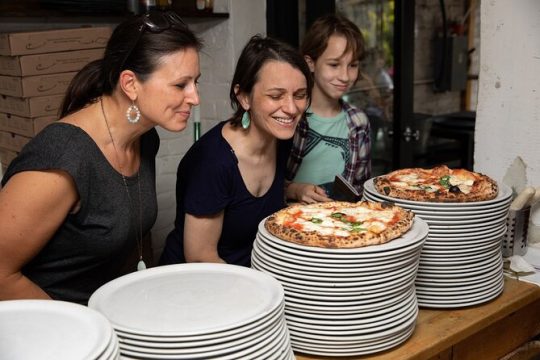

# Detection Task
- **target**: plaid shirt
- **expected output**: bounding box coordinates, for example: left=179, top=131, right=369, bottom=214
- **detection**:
left=286, top=100, right=371, bottom=194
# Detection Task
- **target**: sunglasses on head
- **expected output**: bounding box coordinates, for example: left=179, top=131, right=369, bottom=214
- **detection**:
left=119, top=10, right=187, bottom=70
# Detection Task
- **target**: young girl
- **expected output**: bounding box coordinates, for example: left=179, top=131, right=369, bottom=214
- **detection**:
left=286, top=14, right=371, bottom=203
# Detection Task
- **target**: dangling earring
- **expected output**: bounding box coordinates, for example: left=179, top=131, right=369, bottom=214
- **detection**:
left=126, top=101, right=141, bottom=124
left=241, top=111, right=250, bottom=129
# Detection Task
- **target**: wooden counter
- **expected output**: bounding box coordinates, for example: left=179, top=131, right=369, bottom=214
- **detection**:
left=295, top=278, right=540, bottom=360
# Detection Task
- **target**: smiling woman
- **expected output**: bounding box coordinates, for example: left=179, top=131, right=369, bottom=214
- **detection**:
left=0, top=10, right=202, bottom=305
left=159, top=35, right=313, bottom=267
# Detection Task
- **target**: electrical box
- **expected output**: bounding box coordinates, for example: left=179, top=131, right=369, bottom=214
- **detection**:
left=433, top=36, right=468, bottom=92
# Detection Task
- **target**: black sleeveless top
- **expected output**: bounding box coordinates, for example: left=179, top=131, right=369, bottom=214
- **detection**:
left=1, top=123, right=159, bottom=304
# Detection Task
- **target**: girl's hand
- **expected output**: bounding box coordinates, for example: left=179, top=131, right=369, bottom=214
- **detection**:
left=287, top=182, right=332, bottom=204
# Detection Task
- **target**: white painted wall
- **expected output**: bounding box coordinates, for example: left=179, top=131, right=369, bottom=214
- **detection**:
left=475, top=0, right=540, bottom=184
left=476, top=0, right=540, bottom=242
left=152, top=0, right=266, bottom=258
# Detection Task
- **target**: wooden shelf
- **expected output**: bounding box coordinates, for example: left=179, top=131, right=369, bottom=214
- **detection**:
left=0, top=1, right=229, bottom=19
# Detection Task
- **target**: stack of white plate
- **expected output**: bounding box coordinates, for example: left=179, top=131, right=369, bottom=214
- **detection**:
left=0, top=300, right=119, bottom=360
left=89, top=263, right=294, bottom=360
left=363, top=178, right=512, bottom=308
left=252, top=217, right=428, bottom=357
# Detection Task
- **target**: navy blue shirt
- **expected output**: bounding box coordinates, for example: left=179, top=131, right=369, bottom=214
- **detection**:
left=160, top=121, right=287, bottom=267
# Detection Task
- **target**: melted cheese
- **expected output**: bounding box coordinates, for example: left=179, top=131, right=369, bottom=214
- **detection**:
left=282, top=205, right=398, bottom=237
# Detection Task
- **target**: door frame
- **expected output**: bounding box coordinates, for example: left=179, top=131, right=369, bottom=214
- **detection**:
left=393, top=0, right=416, bottom=169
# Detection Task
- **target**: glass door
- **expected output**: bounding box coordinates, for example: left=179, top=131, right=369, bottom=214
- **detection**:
left=337, top=0, right=396, bottom=176
left=337, top=0, right=422, bottom=176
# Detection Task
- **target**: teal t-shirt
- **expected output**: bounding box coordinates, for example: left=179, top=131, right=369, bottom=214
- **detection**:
left=293, top=110, right=349, bottom=191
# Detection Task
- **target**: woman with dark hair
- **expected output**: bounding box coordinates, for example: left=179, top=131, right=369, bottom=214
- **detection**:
left=0, top=10, right=202, bottom=304
left=286, top=14, right=371, bottom=203
left=160, top=35, right=312, bottom=267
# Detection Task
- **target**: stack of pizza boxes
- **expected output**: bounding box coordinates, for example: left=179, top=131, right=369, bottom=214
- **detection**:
left=0, top=26, right=112, bottom=174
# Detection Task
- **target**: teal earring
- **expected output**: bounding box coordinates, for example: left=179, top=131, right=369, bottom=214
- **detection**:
left=241, top=111, right=251, bottom=129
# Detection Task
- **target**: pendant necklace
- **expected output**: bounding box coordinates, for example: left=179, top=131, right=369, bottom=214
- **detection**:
left=101, top=98, right=146, bottom=271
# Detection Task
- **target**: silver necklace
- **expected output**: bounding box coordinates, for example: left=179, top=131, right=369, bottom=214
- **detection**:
left=100, top=98, right=146, bottom=271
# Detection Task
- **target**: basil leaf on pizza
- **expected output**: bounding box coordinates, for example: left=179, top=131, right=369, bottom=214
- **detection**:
left=264, top=201, right=414, bottom=248
left=373, top=165, right=498, bottom=202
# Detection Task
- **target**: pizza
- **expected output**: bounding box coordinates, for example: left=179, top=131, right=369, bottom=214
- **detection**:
left=373, top=165, right=498, bottom=202
left=264, top=201, right=414, bottom=248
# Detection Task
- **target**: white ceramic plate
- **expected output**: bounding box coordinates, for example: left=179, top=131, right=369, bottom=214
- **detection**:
left=419, top=246, right=501, bottom=266
left=425, top=223, right=506, bottom=238
left=288, top=307, right=417, bottom=342
left=117, top=317, right=285, bottom=356
left=421, top=213, right=508, bottom=227
left=413, top=208, right=509, bottom=222
left=252, top=246, right=420, bottom=282
left=256, top=233, right=424, bottom=265
left=290, top=323, right=414, bottom=356
left=417, top=252, right=501, bottom=272
left=0, top=300, right=112, bottom=360
left=363, top=192, right=512, bottom=216
left=417, top=279, right=504, bottom=308
left=285, top=278, right=414, bottom=310
left=286, top=302, right=416, bottom=337
left=426, top=221, right=506, bottom=235
left=101, top=331, right=120, bottom=360
left=283, top=289, right=416, bottom=325
left=283, top=286, right=416, bottom=315
left=254, top=236, right=422, bottom=270
left=115, top=301, right=284, bottom=343
left=285, top=294, right=417, bottom=332
left=257, top=216, right=429, bottom=255
left=283, top=285, right=414, bottom=313
left=289, top=320, right=413, bottom=347
left=364, top=191, right=513, bottom=216
left=363, top=179, right=512, bottom=208
left=416, top=262, right=502, bottom=285
left=116, top=304, right=284, bottom=347
left=252, top=255, right=417, bottom=293
left=417, top=254, right=502, bottom=278
left=420, top=239, right=500, bottom=256
left=119, top=321, right=290, bottom=360
left=423, top=235, right=504, bottom=250
left=89, top=263, right=284, bottom=337
left=415, top=272, right=503, bottom=295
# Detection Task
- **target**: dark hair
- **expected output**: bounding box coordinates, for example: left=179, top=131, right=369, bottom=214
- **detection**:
left=228, top=35, right=313, bottom=126
left=61, top=11, right=202, bottom=117
left=301, top=14, right=365, bottom=63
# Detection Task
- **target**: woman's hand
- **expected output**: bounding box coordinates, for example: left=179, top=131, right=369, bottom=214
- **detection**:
left=286, top=182, right=332, bottom=204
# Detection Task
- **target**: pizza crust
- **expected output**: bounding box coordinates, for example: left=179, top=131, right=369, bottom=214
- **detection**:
left=264, top=201, right=414, bottom=249
left=373, top=166, right=498, bottom=203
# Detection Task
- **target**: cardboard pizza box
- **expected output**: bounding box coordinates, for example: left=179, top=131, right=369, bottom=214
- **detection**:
left=0, top=48, right=104, bottom=76
left=0, top=112, right=56, bottom=137
left=0, top=131, right=31, bottom=152
left=0, top=26, right=111, bottom=56
left=0, top=72, right=76, bottom=97
left=0, top=94, right=63, bottom=118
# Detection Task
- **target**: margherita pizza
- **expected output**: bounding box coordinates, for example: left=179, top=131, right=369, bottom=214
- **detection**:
left=264, top=201, right=414, bottom=248
left=373, top=165, right=498, bottom=202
